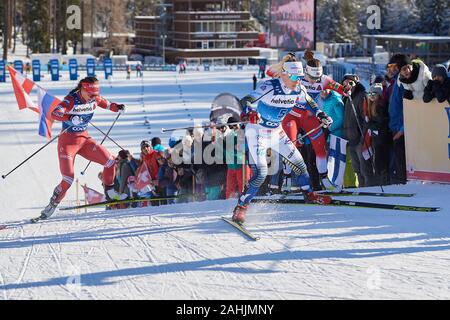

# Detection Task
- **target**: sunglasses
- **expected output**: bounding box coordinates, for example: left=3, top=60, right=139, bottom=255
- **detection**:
left=288, top=74, right=300, bottom=81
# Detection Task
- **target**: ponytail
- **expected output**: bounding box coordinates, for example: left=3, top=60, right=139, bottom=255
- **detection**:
left=266, top=52, right=297, bottom=78
left=304, top=49, right=321, bottom=68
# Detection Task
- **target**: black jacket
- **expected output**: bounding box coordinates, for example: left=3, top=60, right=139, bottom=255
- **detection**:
left=423, top=78, right=450, bottom=104
left=343, top=82, right=367, bottom=146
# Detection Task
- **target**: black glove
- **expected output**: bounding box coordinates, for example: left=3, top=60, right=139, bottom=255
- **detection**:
left=317, top=111, right=333, bottom=127
left=403, top=90, right=414, bottom=100
left=117, top=104, right=126, bottom=114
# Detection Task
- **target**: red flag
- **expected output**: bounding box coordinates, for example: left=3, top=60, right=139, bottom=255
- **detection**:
left=8, top=66, right=39, bottom=113
left=82, top=185, right=106, bottom=204
left=8, top=66, right=61, bottom=139
left=362, top=129, right=373, bottom=161
left=135, top=162, right=152, bottom=190
left=362, top=97, right=374, bottom=161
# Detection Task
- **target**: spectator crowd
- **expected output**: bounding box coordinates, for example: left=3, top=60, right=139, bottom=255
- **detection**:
left=97, top=53, right=450, bottom=209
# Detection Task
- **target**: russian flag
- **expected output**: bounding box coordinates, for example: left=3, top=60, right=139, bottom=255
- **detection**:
left=37, top=88, right=61, bottom=139
left=8, top=65, right=39, bottom=113
left=8, top=66, right=61, bottom=139
left=327, top=134, right=348, bottom=188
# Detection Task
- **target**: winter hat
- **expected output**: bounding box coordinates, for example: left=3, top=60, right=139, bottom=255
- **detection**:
left=118, top=149, right=130, bottom=160
left=151, top=137, right=162, bottom=147
left=168, top=136, right=181, bottom=148
left=431, top=64, right=448, bottom=79
left=370, top=74, right=385, bottom=85
left=388, top=54, right=411, bottom=69
left=342, top=74, right=360, bottom=83
left=140, top=140, right=151, bottom=149
left=369, top=83, right=383, bottom=96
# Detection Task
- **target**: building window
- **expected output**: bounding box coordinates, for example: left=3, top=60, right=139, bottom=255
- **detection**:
left=216, top=41, right=226, bottom=49
left=196, top=42, right=202, bottom=49
left=209, top=41, right=214, bottom=49
left=202, top=41, right=209, bottom=49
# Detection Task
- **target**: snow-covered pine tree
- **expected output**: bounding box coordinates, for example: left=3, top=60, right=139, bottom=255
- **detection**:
left=335, top=0, right=361, bottom=44
left=316, top=0, right=340, bottom=42
left=415, top=0, right=450, bottom=35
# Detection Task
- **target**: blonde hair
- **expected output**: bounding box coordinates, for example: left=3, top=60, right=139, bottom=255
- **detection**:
left=267, top=53, right=297, bottom=78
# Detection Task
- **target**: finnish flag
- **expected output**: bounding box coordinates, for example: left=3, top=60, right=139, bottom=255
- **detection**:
left=327, top=135, right=348, bottom=188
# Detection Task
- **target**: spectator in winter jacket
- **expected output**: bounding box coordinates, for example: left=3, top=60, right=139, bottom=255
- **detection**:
left=367, top=83, right=391, bottom=185
left=396, top=54, right=432, bottom=100
left=201, top=124, right=228, bottom=200
left=224, top=118, right=250, bottom=198
left=387, top=54, right=407, bottom=184
left=157, top=150, right=178, bottom=204
left=423, top=64, right=450, bottom=104
left=320, top=89, right=345, bottom=138
left=140, top=139, right=164, bottom=204
left=140, top=140, right=162, bottom=181
left=117, top=149, right=139, bottom=197
left=342, top=74, right=376, bottom=187
left=151, top=137, right=166, bottom=153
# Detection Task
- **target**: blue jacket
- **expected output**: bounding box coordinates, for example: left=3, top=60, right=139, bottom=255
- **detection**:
left=389, top=74, right=405, bottom=133
left=321, top=91, right=345, bottom=138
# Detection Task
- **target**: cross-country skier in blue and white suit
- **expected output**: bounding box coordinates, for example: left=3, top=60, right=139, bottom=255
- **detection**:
left=232, top=53, right=331, bottom=224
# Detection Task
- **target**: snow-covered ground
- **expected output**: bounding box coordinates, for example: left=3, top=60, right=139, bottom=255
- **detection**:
left=0, top=70, right=450, bottom=300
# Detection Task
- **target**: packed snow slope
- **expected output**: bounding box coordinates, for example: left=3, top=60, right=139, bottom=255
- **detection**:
left=0, top=71, right=450, bottom=300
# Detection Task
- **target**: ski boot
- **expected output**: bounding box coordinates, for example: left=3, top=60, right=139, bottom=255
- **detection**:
left=303, top=190, right=332, bottom=205
left=105, top=185, right=128, bottom=201
left=42, top=188, right=61, bottom=218
left=40, top=200, right=58, bottom=220
left=232, top=204, right=249, bottom=224
left=320, top=172, right=338, bottom=191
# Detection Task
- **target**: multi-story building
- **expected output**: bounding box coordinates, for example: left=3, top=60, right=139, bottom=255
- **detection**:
left=134, top=0, right=262, bottom=65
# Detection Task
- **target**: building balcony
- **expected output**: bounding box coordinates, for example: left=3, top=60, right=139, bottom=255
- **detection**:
left=174, top=11, right=251, bottom=21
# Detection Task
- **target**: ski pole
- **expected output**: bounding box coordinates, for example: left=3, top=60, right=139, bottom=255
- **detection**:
left=347, top=93, right=384, bottom=193
left=161, top=121, right=248, bottom=133
left=88, top=121, right=125, bottom=150
left=81, top=113, right=122, bottom=175
left=291, top=123, right=326, bottom=145
left=2, top=126, right=72, bottom=180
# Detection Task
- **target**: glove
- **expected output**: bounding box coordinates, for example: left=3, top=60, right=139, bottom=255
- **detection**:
left=240, top=110, right=259, bottom=124
left=70, top=115, right=84, bottom=126
left=117, top=104, right=126, bottom=114
left=403, top=89, right=414, bottom=100
left=317, top=111, right=333, bottom=128
left=296, top=133, right=305, bottom=147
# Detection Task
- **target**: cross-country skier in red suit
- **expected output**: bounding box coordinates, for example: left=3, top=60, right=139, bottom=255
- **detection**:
left=38, top=76, right=126, bottom=220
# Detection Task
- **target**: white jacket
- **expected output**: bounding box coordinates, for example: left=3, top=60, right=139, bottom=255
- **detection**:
left=398, top=60, right=432, bottom=100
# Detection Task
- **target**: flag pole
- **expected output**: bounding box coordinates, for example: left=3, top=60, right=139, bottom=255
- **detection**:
left=84, top=184, right=87, bottom=214
left=76, top=178, right=80, bottom=214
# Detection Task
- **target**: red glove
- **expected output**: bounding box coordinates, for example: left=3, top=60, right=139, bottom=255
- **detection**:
left=241, top=110, right=259, bottom=124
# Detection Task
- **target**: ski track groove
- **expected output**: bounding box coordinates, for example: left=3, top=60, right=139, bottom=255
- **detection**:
left=102, top=245, right=135, bottom=299
left=150, top=214, right=202, bottom=299
left=257, top=224, right=330, bottom=299
left=0, top=269, right=8, bottom=300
